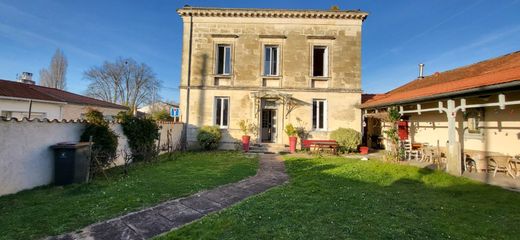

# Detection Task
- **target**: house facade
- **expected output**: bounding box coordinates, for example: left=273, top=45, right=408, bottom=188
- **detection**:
left=362, top=51, right=520, bottom=175
left=0, top=79, right=128, bottom=120
left=177, top=7, right=368, bottom=148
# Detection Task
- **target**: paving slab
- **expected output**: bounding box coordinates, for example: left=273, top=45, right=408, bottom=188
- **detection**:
left=156, top=201, right=202, bottom=224
left=46, top=154, right=288, bottom=240
left=179, top=195, right=223, bottom=214
left=122, top=209, right=175, bottom=239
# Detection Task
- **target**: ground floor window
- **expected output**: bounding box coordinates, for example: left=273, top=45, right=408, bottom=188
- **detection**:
left=312, top=99, right=327, bottom=130
left=215, top=97, right=229, bottom=128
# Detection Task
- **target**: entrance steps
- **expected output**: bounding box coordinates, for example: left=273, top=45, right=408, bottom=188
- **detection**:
left=248, top=143, right=288, bottom=154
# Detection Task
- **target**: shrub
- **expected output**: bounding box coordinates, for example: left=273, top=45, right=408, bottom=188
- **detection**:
left=118, top=112, right=160, bottom=162
left=80, top=109, right=118, bottom=169
left=152, top=109, right=174, bottom=121
left=197, top=125, right=222, bottom=150
left=330, top=128, right=361, bottom=153
left=238, top=119, right=255, bottom=136
left=284, top=123, right=297, bottom=137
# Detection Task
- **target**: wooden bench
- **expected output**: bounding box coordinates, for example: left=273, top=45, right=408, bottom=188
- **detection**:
left=302, top=140, right=339, bottom=155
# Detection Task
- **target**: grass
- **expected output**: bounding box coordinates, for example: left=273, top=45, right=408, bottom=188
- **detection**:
left=160, top=155, right=520, bottom=240
left=0, top=151, right=258, bottom=240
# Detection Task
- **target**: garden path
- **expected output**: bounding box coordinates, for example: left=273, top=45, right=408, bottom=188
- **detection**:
left=47, top=154, right=287, bottom=240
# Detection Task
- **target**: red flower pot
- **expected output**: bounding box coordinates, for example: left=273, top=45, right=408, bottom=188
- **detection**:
left=289, top=136, right=297, bottom=153
left=242, top=135, right=251, bottom=152
left=359, top=146, right=369, bottom=155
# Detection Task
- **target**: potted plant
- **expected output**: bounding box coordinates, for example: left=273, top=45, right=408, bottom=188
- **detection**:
left=285, top=123, right=298, bottom=153
left=359, top=145, right=369, bottom=155
left=239, top=120, right=254, bottom=152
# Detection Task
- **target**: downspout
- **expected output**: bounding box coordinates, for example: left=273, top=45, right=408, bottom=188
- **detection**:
left=182, top=10, right=193, bottom=150
left=28, top=99, right=33, bottom=119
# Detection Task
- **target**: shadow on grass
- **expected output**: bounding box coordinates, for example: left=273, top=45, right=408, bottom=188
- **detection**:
left=163, top=156, right=520, bottom=240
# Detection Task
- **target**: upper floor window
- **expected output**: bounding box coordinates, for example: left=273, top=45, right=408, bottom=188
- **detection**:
left=215, top=97, right=229, bottom=128
left=312, top=99, right=327, bottom=130
left=264, top=45, right=279, bottom=76
left=216, top=44, right=232, bottom=75
left=312, top=46, right=328, bottom=77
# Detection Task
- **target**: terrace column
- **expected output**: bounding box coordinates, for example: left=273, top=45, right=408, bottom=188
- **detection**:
left=446, top=99, right=462, bottom=175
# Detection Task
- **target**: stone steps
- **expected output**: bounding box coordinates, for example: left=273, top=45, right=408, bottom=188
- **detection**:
left=248, top=143, right=287, bottom=154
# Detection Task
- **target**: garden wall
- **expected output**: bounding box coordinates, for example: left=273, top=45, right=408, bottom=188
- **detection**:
left=0, top=119, right=183, bottom=196
left=157, top=121, right=184, bottom=152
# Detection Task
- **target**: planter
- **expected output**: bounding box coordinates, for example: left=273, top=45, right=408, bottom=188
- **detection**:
left=359, top=146, right=369, bottom=155
left=242, top=135, right=251, bottom=152
left=289, top=136, right=297, bottom=153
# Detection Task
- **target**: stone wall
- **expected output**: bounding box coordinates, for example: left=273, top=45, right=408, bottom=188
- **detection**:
left=178, top=8, right=365, bottom=148
left=180, top=15, right=363, bottom=90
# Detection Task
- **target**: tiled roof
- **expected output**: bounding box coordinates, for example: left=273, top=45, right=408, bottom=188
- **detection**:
left=0, top=79, right=128, bottom=110
left=362, top=51, right=520, bottom=108
left=361, top=94, right=384, bottom=104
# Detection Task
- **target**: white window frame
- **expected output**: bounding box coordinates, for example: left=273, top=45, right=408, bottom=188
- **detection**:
left=312, top=46, right=328, bottom=77
left=216, top=44, right=232, bottom=75
left=312, top=99, right=327, bottom=131
left=214, top=96, right=230, bottom=128
left=263, top=45, right=280, bottom=76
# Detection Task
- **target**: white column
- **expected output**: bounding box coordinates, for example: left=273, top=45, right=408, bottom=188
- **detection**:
left=446, top=99, right=462, bottom=175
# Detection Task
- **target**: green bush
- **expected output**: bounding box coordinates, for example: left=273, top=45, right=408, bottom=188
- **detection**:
left=118, top=112, right=160, bottom=162
left=330, top=128, right=361, bottom=153
left=152, top=109, right=174, bottom=121
left=80, top=109, right=118, bottom=168
left=197, top=126, right=222, bottom=150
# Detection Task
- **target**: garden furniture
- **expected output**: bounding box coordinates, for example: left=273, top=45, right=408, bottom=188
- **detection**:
left=487, top=156, right=516, bottom=179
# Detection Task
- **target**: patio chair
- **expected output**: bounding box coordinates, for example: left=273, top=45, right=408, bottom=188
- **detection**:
left=421, top=145, right=434, bottom=162
left=402, top=140, right=420, bottom=161
left=488, top=156, right=516, bottom=179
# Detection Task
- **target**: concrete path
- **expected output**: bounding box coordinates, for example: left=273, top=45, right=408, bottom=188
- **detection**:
left=48, top=154, right=288, bottom=240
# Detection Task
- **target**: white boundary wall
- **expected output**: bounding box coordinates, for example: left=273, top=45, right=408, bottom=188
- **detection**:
left=0, top=120, right=182, bottom=196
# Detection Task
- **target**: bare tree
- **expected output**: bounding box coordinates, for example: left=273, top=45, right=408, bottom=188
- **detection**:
left=39, top=49, right=67, bottom=89
left=84, top=58, right=160, bottom=112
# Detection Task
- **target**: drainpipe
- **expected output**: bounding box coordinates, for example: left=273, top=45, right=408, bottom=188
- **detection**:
left=28, top=99, right=33, bottom=119
left=182, top=9, right=193, bottom=151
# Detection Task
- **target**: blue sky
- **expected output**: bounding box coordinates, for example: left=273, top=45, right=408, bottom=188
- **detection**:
left=1, top=0, right=519, bottom=103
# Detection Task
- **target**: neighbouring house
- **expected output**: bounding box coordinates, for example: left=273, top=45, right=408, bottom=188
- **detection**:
left=177, top=6, right=368, bottom=149
left=138, top=101, right=179, bottom=115
left=362, top=51, right=520, bottom=175
left=0, top=78, right=128, bottom=120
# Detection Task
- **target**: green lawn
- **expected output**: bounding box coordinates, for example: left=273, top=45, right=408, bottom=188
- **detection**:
left=161, top=155, right=520, bottom=240
left=0, top=151, right=258, bottom=240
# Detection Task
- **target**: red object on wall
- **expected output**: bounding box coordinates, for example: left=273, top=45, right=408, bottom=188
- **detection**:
left=397, top=121, right=409, bottom=140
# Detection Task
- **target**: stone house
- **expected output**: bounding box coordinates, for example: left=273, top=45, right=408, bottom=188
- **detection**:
left=177, top=7, right=368, bottom=149
left=0, top=79, right=128, bottom=120
left=362, top=51, right=520, bottom=175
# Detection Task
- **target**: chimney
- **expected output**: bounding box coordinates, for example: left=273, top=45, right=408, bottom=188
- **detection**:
left=18, top=72, right=35, bottom=85
left=418, top=64, right=425, bottom=78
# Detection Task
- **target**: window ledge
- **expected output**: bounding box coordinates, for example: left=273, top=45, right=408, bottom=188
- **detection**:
left=311, top=129, right=328, bottom=132
left=214, top=75, right=232, bottom=78
left=311, top=77, right=330, bottom=81
left=262, top=76, right=282, bottom=79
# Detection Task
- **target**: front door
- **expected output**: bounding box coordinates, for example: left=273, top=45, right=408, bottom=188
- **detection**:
left=261, top=109, right=276, bottom=142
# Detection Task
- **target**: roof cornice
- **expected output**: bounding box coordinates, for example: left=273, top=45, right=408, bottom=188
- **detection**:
left=177, top=7, right=368, bottom=21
